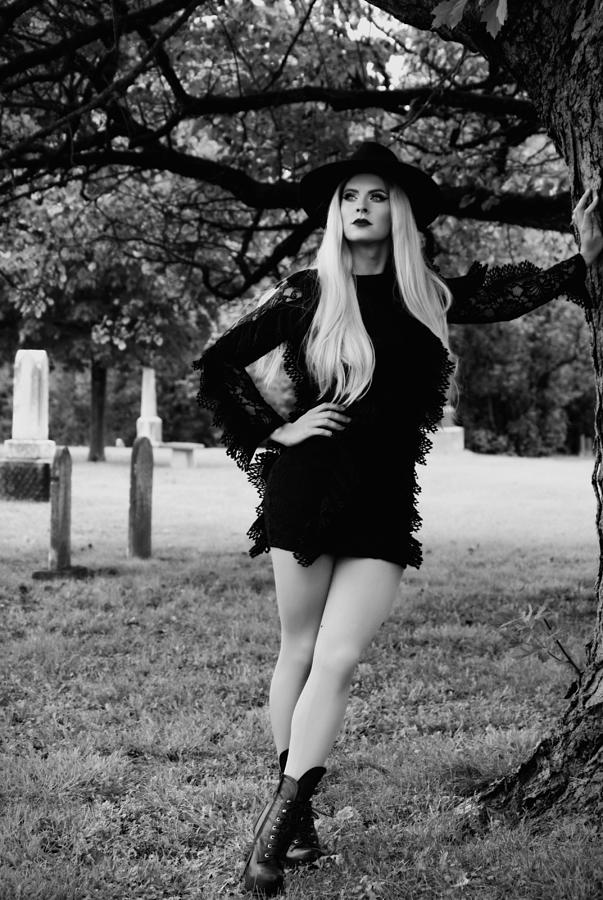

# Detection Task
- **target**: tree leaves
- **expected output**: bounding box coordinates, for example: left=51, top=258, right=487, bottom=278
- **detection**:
left=432, top=0, right=508, bottom=38
left=432, top=0, right=471, bottom=31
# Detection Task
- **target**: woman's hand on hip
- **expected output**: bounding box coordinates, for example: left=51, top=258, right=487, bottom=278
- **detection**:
left=572, top=187, right=603, bottom=266
left=270, top=402, right=352, bottom=447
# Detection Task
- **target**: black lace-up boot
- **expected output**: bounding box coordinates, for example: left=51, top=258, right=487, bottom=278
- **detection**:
left=242, top=768, right=326, bottom=895
left=278, top=750, right=326, bottom=867
left=242, top=774, right=297, bottom=896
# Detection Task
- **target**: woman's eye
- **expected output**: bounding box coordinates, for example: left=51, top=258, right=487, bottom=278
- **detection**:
left=342, top=191, right=388, bottom=202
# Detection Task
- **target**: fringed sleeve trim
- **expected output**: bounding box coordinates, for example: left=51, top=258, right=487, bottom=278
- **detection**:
left=192, top=275, right=310, bottom=474
left=193, top=351, right=286, bottom=472
left=446, top=252, right=590, bottom=324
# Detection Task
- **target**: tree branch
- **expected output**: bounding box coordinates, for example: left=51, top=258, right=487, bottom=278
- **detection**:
left=146, top=85, right=538, bottom=142
left=0, top=0, right=206, bottom=83
left=0, top=0, right=202, bottom=168
left=135, top=20, right=189, bottom=104
left=5, top=143, right=575, bottom=234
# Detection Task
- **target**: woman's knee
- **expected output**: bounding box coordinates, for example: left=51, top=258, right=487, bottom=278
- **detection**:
left=310, top=641, right=362, bottom=685
left=279, top=632, right=317, bottom=671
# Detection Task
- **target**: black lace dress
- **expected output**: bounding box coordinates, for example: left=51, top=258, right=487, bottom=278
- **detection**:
left=193, top=253, right=589, bottom=569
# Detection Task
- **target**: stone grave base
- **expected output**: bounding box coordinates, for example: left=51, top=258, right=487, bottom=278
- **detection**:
left=32, top=566, right=92, bottom=581
left=430, top=426, right=465, bottom=454
left=0, top=459, right=51, bottom=501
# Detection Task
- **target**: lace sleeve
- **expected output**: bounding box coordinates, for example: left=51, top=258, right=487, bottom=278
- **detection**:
left=192, top=276, right=308, bottom=471
left=445, top=252, right=590, bottom=324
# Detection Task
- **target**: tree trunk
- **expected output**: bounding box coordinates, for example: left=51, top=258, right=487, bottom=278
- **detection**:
left=88, top=360, right=107, bottom=462
left=371, top=0, right=603, bottom=819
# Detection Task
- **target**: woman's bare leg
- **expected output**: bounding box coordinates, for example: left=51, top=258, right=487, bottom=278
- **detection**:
left=284, top=556, right=404, bottom=779
left=268, top=548, right=336, bottom=755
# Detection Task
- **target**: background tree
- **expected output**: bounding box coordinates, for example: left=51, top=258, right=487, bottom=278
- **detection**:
left=455, top=299, right=593, bottom=456
left=0, top=181, right=214, bottom=457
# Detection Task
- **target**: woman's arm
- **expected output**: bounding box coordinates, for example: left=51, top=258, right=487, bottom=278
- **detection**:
left=192, top=275, right=309, bottom=471
left=445, top=252, right=590, bottom=324
left=446, top=187, right=602, bottom=324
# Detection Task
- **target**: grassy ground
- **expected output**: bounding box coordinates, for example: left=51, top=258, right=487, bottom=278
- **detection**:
left=1, top=448, right=602, bottom=899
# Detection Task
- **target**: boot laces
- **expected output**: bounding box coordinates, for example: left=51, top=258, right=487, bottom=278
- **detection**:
left=263, top=800, right=294, bottom=860
left=294, top=799, right=322, bottom=843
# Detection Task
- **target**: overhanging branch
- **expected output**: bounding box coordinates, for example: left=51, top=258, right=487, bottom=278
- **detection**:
left=4, top=144, right=574, bottom=233
left=130, top=87, right=538, bottom=148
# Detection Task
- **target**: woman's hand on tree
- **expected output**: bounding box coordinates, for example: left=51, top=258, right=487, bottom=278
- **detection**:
left=270, top=402, right=352, bottom=447
left=572, top=187, right=603, bottom=266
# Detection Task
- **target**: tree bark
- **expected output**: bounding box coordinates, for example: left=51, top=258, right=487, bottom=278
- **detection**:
left=370, top=0, right=603, bottom=820
left=88, top=360, right=107, bottom=462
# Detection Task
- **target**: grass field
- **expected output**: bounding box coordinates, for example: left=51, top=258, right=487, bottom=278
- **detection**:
left=1, top=448, right=602, bottom=899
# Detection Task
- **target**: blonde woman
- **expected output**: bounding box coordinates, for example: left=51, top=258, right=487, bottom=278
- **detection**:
left=192, top=142, right=601, bottom=896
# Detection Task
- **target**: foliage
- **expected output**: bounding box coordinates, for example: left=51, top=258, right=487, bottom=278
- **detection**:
left=432, top=0, right=508, bottom=38
left=452, top=298, right=594, bottom=456
left=0, top=0, right=582, bottom=305
left=499, top=603, right=583, bottom=679
left=0, top=0, right=579, bottom=285
left=0, top=182, right=213, bottom=367
left=0, top=0, right=583, bottom=296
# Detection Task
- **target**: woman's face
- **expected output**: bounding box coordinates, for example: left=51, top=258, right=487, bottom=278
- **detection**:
left=340, top=173, right=392, bottom=245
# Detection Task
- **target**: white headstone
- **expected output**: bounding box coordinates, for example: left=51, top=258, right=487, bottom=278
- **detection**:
left=136, top=366, right=162, bottom=446
left=5, top=350, right=56, bottom=459
left=433, top=402, right=465, bottom=453
left=441, top=403, right=456, bottom=428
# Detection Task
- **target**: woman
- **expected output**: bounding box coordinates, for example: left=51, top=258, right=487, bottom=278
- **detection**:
left=193, top=142, right=601, bottom=896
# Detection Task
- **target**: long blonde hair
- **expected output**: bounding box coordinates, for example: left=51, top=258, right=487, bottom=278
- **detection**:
left=253, top=177, right=458, bottom=408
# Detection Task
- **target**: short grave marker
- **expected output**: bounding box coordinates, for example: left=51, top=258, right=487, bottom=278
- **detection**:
left=128, top=436, right=153, bottom=558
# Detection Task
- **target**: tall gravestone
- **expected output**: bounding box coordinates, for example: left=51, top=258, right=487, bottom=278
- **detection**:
left=5, top=350, right=56, bottom=460
left=0, top=350, right=56, bottom=500
left=136, top=367, right=163, bottom=446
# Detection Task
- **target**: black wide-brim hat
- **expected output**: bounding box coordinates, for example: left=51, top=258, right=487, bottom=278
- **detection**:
left=299, top=141, right=443, bottom=230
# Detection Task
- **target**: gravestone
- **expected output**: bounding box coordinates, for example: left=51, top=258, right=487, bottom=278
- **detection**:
left=32, top=444, right=90, bottom=580
left=136, top=367, right=163, bottom=446
left=128, top=436, right=153, bottom=558
left=432, top=402, right=465, bottom=454
left=0, top=350, right=56, bottom=500
left=5, top=350, right=56, bottom=460
left=49, top=447, right=71, bottom=570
